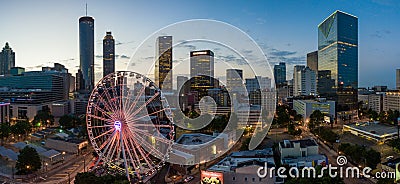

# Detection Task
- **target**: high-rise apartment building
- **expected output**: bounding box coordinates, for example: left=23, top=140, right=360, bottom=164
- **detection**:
left=155, top=36, right=173, bottom=90
left=293, top=66, right=317, bottom=96
left=0, top=42, right=15, bottom=75
left=79, top=16, right=95, bottom=91
left=103, top=32, right=115, bottom=77
left=318, top=10, right=358, bottom=111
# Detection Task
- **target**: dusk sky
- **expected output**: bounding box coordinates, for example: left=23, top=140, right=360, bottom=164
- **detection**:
left=0, top=0, right=399, bottom=88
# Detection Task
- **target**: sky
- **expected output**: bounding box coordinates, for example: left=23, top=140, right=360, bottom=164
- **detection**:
left=0, top=0, right=399, bottom=88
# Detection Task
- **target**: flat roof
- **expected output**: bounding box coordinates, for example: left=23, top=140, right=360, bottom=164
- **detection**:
left=345, top=122, right=398, bottom=136
left=230, top=148, right=273, bottom=158
left=176, top=133, right=215, bottom=145
left=208, top=152, right=275, bottom=173
left=280, top=139, right=318, bottom=149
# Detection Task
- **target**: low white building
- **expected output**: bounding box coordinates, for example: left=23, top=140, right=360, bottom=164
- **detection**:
left=293, top=98, right=335, bottom=123
left=206, top=149, right=277, bottom=183
left=278, top=139, right=327, bottom=167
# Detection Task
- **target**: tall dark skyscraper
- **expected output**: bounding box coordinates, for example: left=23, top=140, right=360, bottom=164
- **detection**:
left=0, top=42, right=15, bottom=75
left=190, top=50, right=214, bottom=99
left=103, top=31, right=115, bottom=77
left=274, top=62, right=286, bottom=86
left=307, top=51, right=318, bottom=72
left=155, top=36, right=173, bottom=90
left=79, top=16, right=95, bottom=91
left=318, top=10, right=358, bottom=111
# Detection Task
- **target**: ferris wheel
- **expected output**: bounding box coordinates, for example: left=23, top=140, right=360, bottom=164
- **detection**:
left=86, top=71, right=174, bottom=182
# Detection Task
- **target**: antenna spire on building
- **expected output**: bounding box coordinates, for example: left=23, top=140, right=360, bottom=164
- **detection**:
left=85, top=3, right=87, bottom=16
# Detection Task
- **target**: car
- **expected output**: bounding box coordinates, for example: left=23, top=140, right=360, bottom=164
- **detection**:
left=184, top=176, right=194, bottom=182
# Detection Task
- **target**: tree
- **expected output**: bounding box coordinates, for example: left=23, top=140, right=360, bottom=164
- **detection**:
left=11, top=120, right=32, bottom=138
left=0, top=122, right=11, bottom=145
left=308, top=110, right=324, bottom=130
left=59, top=115, right=74, bottom=129
left=33, top=106, right=54, bottom=127
left=16, top=146, right=41, bottom=174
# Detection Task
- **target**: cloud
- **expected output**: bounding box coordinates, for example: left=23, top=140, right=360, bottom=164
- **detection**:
left=256, top=18, right=266, bottom=25
left=216, top=55, right=248, bottom=65
left=120, top=55, right=130, bottom=59
left=115, top=40, right=135, bottom=46
left=370, top=30, right=391, bottom=38
left=269, top=48, right=297, bottom=57
left=96, top=54, right=131, bottom=59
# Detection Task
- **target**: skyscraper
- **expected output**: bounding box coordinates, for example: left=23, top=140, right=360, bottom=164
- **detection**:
left=0, top=42, right=15, bottom=75
left=79, top=16, right=95, bottom=91
left=274, top=62, right=286, bottom=86
left=317, top=70, right=335, bottom=96
left=155, top=36, right=173, bottom=90
left=293, top=65, right=305, bottom=96
left=103, top=31, right=115, bottom=77
left=318, top=10, right=358, bottom=110
left=396, top=69, right=400, bottom=90
left=177, top=75, right=189, bottom=94
left=307, top=51, right=318, bottom=72
left=226, top=69, right=244, bottom=93
left=190, top=50, right=214, bottom=99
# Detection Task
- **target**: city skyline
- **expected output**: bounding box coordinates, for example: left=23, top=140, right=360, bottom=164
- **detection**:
left=0, top=0, right=399, bottom=88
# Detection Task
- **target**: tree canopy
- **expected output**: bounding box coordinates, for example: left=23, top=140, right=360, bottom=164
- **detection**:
left=16, top=146, right=41, bottom=174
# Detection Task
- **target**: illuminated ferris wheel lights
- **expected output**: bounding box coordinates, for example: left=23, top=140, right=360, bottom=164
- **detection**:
left=114, top=121, right=122, bottom=131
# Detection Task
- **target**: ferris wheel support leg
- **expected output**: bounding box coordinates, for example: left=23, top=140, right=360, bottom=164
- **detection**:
left=120, top=130, right=131, bottom=182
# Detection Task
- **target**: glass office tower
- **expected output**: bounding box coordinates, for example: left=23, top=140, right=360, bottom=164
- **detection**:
left=190, top=50, right=214, bottom=99
left=79, top=16, right=95, bottom=92
left=318, top=10, right=358, bottom=111
left=155, top=36, right=173, bottom=90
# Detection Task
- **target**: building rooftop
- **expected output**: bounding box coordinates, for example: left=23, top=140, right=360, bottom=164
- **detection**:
left=344, top=122, right=397, bottom=137
left=176, top=133, right=215, bottom=145
left=208, top=149, right=275, bottom=173
left=230, top=148, right=273, bottom=158
left=282, top=154, right=327, bottom=165
left=280, top=139, right=318, bottom=149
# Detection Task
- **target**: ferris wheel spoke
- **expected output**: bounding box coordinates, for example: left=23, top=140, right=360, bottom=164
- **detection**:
left=98, top=131, right=116, bottom=151
left=126, top=92, right=160, bottom=121
left=130, top=123, right=173, bottom=129
left=87, top=114, right=114, bottom=124
left=132, top=128, right=172, bottom=145
left=88, top=124, right=114, bottom=129
left=123, top=129, right=150, bottom=172
left=97, top=92, right=119, bottom=118
left=91, top=103, right=116, bottom=120
left=110, top=84, right=123, bottom=120
left=93, top=128, right=115, bottom=141
left=127, top=131, right=159, bottom=169
left=123, top=84, right=147, bottom=120
left=121, top=131, right=142, bottom=178
left=127, top=109, right=165, bottom=123
left=102, top=87, right=120, bottom=116
left=104, top=132, right=118, bottom=160
left=131, top=131, right=165, bottom=159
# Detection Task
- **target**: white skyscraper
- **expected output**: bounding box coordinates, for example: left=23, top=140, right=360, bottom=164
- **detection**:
left=293, top=66, right=316, bottom=96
